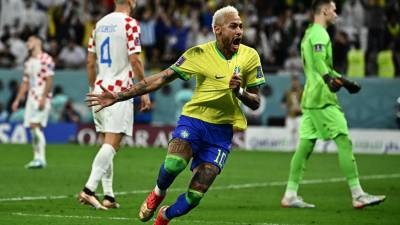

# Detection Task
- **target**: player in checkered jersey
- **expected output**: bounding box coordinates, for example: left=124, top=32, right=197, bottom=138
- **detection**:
left=78, top=0, right=151, bottom=210
left=12, top=35, right=54, bottom=169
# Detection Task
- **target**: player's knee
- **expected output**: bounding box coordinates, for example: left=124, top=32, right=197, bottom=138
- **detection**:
left=164, top=154, right=187, bottom=175
left=30, top=128, right=39, bottom=143
left=185, top=189, right=204, bottom=206
left=335, top=134, right=352, bottom=149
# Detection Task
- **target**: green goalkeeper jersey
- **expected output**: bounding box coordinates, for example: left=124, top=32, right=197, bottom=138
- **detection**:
left=300, top=23, right=342, bottom=109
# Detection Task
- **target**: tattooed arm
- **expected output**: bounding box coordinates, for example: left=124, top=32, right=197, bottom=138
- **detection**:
left=116, top=68, right=178, bottom=101
left=87, top=68, right=179, bottom=112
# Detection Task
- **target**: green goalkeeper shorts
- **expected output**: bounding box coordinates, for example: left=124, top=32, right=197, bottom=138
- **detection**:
left=300, top=105, right=349, bottom=140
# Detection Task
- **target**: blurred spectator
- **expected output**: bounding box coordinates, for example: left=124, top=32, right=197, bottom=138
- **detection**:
left=194, top=25, right=214, bottom=46
left=377, top=42, right=395, bottom=78
left=281, top=75, right=302, bottom=147
left=6, top=79, right=19, bottom=115
left=282, top=47, right=303, bottom=76
left=0, top=41, right=16, bottom=68
left=51, top=85, right=69, bottom=122
left=340, top=0, right=365, bottom=42
left=45, top=38, right=61, bottom=67
left=8, top=33, right=28, bottom=68
left=60, top=100, right=81, bottom=123
left=333, top=30, right=351, bottom=74
left=166, top=17, right=191, bottom=60
left=0, top=0, right=25, bottom=37
left=174, top=82, right=193, bottom=120
left=0, top=102, right=8, bottom=122
left=23, top=0, right=49, bottom=40
left=58, top=39, right=86, bottom=69
left=140, top=8, right=157, bottom=64
left=0, top=0, right=398, bottom=76
left=347, top=40, right=366, bottom=77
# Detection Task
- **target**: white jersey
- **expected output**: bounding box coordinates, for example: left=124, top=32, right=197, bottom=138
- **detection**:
left=23, top=52, right=54, bottom=128
left=23, top=52, right=55, bottom=102
left=88, top=12, right=142, bottom=93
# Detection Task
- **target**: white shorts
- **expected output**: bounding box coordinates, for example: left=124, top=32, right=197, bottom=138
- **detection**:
left=24, top=97, right=51, bottom=128
left=92, top=100, right=134, bottom=136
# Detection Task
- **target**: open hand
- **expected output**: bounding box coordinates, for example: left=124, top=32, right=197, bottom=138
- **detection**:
left=86, top=85, right=118, bottom=113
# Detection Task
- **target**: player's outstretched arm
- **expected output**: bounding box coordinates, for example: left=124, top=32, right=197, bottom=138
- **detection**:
left=87, top=68, right=179, bottom=112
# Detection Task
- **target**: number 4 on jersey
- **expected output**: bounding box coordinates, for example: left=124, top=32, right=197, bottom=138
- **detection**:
left=100, top=37, right=112, bottom=67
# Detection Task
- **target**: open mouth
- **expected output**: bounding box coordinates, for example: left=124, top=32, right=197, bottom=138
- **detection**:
left=232, top=37, right=241, bottom=46
left=232, top=37, right=242, bottom=51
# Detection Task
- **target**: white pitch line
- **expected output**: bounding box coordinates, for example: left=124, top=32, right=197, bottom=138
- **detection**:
left=11, top=212, right=301, bottom=225
left=1, top=173, right=399, bottom=202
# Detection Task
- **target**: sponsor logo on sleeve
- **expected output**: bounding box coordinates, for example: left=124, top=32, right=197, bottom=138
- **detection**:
left=134, top=37, right=141, bottom=46
left=314, top=44, right=323, bottom=52
left=256, top=66, right=264, bottom=79
left=175, top=56, right=186, bottom=67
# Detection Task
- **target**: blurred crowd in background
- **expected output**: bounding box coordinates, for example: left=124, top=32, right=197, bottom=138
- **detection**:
left=0, top=0, right=400, bottom=128
left=0, top=0, right=399, bottom=77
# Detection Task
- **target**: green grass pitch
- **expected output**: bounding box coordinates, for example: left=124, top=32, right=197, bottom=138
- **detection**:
left=0, top=144, right=399, bottom=225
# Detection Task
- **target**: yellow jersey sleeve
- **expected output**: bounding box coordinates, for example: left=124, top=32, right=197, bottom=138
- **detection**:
left=169, top=46, right=204, bottom=81
left=243, top=49, right=266, bottom=88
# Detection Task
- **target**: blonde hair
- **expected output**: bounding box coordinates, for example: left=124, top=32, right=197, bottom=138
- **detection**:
left=211, top=5, right=239, bottom=33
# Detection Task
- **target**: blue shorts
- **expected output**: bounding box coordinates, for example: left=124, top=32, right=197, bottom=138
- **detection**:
left=172, top=115, right=233, bottom=172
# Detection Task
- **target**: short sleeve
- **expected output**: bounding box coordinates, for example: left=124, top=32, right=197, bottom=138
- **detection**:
left=88, top=29, right=96, bottom=53
left=245, top=50, right=265, bottom=88
left=169, top=47, right=203, bottom=81
left=43, top=56, right=55, bottom=77
left=125, top=17, right=141, bottom=55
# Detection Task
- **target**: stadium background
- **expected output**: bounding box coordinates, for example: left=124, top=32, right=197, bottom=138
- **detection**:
left=0, top=0, right=400, bottom=225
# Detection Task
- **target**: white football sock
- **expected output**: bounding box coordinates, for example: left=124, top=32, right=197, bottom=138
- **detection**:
left=154, top=185, right=166, bottom=196
left=102, top=161, right=114, bottom=197
left=85, top=144, right=116, bottom=192
left=31, top=128, right=46, bottom=163
left=284, top=190, right=297, bottom=199
left=30, top=129, right=40, bottom=160
left=351, top=185, right=366, bottom=198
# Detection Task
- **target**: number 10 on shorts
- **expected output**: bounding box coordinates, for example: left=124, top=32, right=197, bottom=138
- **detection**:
left=214, top=149, right=227, bottom=167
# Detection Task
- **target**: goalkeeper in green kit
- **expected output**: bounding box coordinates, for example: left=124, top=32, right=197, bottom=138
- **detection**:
left=281, top=0, right=386, bottom=209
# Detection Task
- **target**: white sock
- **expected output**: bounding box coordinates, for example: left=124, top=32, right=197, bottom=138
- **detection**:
left=85, top=144, right=116, bottom=192
left=102, top=161, right=114, bottom=197
left=284, top=190, right=297, bottom=199
left=30, top=129, right=40, bottom=160
left=31, top=128, right=46, bottom=163
left=351, top=185, right=365, bottom=198
left=154, top=185, right=166, bottom=196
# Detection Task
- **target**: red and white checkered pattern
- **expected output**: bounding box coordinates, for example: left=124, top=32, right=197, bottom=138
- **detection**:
left=125, top=17, right=141, bottom=55
left=95, top=71, right=134, bottom=92
left=90, top=12, right=141, bottom=95
left=88, top=29, right=96, bottom=53
left=24, top=52, right=55, bottom=102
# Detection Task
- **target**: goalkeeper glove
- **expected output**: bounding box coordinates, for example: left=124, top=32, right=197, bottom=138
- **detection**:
left=341, top=77, right=361, bottom=94
left=323, top=74, right=343, bottom=93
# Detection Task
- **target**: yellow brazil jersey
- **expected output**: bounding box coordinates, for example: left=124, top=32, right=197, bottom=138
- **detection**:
left=170, top=41, right=265, bottom=130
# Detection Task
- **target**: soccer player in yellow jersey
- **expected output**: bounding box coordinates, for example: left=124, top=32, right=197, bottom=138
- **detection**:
left=87, top=5, right=265, bottom=225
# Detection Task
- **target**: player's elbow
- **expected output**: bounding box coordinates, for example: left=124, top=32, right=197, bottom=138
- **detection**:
left=250, top=104, right=260, bottom=111
left=249, top=100, right=260, bottom=111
